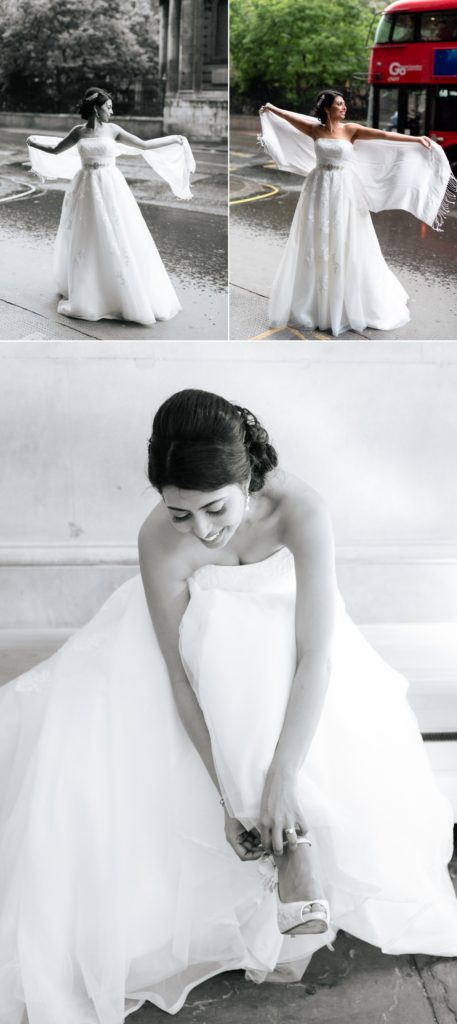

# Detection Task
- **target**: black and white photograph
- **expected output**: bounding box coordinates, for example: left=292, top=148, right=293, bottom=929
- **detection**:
left=0, top=0, right=228, bottom=340
left=0, top=342, right=456, bottom=1023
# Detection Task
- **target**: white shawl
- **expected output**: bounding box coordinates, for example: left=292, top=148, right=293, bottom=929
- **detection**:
left=27, top=135, right=196, bottom=201
left=259, top=110, right=456, bottom=230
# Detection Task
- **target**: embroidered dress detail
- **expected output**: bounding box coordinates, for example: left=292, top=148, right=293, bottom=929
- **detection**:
left=26, top=136, right=189, bottom=324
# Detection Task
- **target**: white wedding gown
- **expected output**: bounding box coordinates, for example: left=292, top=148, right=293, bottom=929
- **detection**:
left=53, top=137, right=181, bottom=324
left=1, top=549, right=456, bottom=1024
left=269, top=138, right=410, bottom=336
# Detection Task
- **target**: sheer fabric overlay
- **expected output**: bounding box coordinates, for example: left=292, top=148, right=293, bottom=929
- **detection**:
left=260, top=111, right=455, bottom=335
left=27, top=135, right=196, bottom=324
left=1, top=550, right=456, bottom=1023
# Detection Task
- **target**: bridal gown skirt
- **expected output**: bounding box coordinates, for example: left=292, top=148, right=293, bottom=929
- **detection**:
left=54, top=138, right=181, bottom=325
left=1, top=550, right=456, bottom=1024
left=269, top=139, right=410, bottom=337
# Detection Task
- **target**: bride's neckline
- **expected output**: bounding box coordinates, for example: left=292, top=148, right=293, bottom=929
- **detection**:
left=315, top=137, right=352, bottom=145
left=189, top=547, right=292, bottom=585
left=78, top=135, right=115, bottom=142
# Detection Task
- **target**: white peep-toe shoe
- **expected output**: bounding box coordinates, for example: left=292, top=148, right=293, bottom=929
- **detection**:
left=277, top=895, right=330, bottom=936
left=277, top=833, right=330, bottom=936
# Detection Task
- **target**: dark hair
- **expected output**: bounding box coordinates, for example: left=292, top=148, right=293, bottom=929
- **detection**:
left=147, top=389, right=278, bottom=495
left=78, top=87, right=112, bottom=120
left=313, top=89, right=345, bottom=125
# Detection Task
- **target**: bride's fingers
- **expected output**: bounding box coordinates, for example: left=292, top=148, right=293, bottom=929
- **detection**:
left=272, top=824, right=285, bottom=857
left=260, top=825, right=272, bottom=853
left=283, top=826, right=298, bottom=853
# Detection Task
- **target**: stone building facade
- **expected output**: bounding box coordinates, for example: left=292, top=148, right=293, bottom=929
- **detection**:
left=159, top=0, right=227, bottom=141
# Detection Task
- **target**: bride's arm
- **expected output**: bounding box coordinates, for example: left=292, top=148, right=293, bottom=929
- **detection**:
left=260, top=102, right=316, bottom=138
left=138, top=526, right=261, bottom=861
left=348, top=122, right=431, bottom=148
left=27, top=125, right=82, bottom=153
left=258, top=493, right=337, bottom=856
left=112, top=125, right=184, bottom=149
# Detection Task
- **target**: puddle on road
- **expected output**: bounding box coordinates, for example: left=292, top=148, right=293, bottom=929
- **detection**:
left=1, top=185, right=227, bottom=293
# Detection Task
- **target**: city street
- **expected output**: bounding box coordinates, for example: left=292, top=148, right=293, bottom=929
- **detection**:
left=230, top=126, right=457, bottom=342
left=0, top=128, right=228, bottom=340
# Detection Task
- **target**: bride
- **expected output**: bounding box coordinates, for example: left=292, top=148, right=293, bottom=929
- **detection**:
left=260, top=89, right=455, bottom=337
left=0, top=389, right=456, bottom=1024
left=27, top=87, right=195, bottom=326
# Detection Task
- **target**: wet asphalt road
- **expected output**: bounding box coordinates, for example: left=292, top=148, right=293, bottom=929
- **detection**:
left=230, top=128, right=457, bottom=342
left=0, top=128, right=228, bottom=341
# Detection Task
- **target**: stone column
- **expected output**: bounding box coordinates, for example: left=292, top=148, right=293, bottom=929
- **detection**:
left=192, top=0, right=204, bottom=92
left=166, top=0, right=180, bottom=94
left=158, top=0, right=169, bottom=80
left=178, top=0, right=195, bottom=91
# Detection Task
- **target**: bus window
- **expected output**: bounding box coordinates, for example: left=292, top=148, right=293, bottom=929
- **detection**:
left=433, top=87, right=457, bottom=130
left=420, top=12, right=457, bottom=41
left=379, top=88, right=400, bottom=130
left=391, top=13, right=416, bottom=41
left=374, top=13, right=393, bottom=43
left=406, top=88, right=426, bottom=134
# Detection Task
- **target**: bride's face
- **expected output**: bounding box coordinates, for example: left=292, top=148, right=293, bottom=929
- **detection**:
left=98, top=99, right=113, bottom=122
left=327, top=95, right=346, bottom=120
left=162, top=484, right=247, bottom=549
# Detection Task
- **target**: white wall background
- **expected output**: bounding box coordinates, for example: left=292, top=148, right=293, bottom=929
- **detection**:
left=1, top=341, right=456, bottom=629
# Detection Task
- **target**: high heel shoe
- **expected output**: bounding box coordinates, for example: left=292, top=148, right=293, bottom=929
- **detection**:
left=277, top=894, right=330, bottom=936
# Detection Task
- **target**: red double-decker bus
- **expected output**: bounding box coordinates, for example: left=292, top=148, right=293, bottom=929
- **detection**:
left=367, top=0, right=457, bottom=172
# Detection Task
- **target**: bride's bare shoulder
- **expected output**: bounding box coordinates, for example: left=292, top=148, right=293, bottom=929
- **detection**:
left=269, top=471, right=332, bottom=549
left=138, top=505, right=193, bottom=586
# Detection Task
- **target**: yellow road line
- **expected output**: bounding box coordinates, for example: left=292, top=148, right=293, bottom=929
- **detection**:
left=250, top=324, right=306, bottom=341
left=230, top=183, right=279, bottom=206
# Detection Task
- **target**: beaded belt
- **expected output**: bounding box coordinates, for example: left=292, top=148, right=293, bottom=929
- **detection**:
left=320, top=163, right=344, bottom=171
left=84, top=162, right=112, bottom=170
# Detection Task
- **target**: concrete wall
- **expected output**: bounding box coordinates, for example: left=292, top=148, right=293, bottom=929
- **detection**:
left=1, top=341, right=456, bottom=630
left=164, top=94, right=228, bottom=141
left=0, top=113, right=164, bottom=138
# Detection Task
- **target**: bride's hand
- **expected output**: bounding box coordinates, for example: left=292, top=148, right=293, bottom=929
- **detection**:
left=224, top=812, right=263, bottom=861
left=259, top=766, right=307, bottom=857
left=418, top=136, right=432, bottom=149
left=259, top=103, right=271, bottom=114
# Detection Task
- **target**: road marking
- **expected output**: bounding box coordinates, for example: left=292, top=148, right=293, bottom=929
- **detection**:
left=230, top=183, right=279, bottom=206
left=250, top=324, right=307, bottom=340
left=0, top=182, right=36, bottom=203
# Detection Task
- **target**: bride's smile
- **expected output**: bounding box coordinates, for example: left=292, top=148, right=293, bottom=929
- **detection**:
left=162, top=483, right=248, bottom=547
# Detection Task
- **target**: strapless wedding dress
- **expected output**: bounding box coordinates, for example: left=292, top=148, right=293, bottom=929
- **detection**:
left=54, top=137, right=181, bottom=325
left=1, top=550, right=456, bottom=1023
left=269, top=138, right=410, bottom=336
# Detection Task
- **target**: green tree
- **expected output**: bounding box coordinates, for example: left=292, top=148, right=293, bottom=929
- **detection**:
left=231, top=0, right=376, bottom=112
left=0, top=0, right=158, bottom=112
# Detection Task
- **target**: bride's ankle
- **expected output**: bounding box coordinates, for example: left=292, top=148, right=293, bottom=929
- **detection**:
left=276, top=845, right=324, bottom=904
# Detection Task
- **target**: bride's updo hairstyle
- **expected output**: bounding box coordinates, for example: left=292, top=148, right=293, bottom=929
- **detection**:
left=313, top=89, right=344, bottom=125
left=148, top=389, right=278, bottom=495
left=78, top=87, right=111, bottom=120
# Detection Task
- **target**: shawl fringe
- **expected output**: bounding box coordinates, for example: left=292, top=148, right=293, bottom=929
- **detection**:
left=432, top=173, right=457, bottom=232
